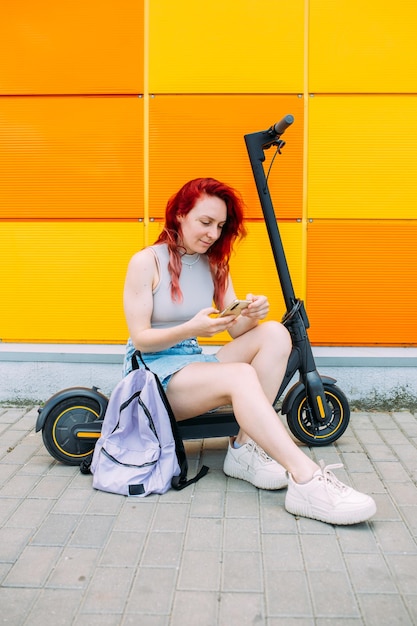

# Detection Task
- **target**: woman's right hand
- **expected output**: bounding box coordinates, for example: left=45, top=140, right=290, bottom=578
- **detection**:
left=187, top=307, right=237, bottom=338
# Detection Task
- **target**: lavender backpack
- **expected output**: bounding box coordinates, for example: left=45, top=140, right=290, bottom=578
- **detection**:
left=90, top=351, right=208, bottom=497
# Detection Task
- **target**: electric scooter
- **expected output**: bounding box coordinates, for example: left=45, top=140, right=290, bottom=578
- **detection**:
left=36, top=115, right=350, bottom=465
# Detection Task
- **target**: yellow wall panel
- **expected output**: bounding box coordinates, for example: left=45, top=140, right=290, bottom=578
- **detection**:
left=308, top=96, right=417, bottom=219
left=0, top=1, right=144, bottom=95
left=0, top=96, right=143, bottom=219
left=1, top=221, right=144, bottom=343
left=149, top=0, right=304, bottom=93
left=149, top=95, right=303, bottom=220
left=309, top=0, right=417, bottom=93
left=306, top=220, right=417, bottom=346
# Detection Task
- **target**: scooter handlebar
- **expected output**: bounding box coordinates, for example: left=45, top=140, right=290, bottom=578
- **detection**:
left=270, top=114, right=294, bottom=137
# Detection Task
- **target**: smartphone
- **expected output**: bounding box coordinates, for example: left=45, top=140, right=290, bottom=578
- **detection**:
left=219, top=299, right=251, bottom=317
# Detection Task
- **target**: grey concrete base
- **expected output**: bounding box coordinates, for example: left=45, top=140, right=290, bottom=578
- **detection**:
left=0, top=344, right=416, bottom=410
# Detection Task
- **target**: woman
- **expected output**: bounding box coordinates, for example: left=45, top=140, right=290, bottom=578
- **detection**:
left=123, top=177, right=376, bottom=525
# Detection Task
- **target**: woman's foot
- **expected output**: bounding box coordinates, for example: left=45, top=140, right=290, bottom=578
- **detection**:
left=223, top=438, right=288, bottom=490
left=285, top=461, right=377, bottom=525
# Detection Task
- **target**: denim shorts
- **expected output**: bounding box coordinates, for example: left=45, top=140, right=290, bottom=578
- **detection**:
left=123, top=337, right=219, bottom=391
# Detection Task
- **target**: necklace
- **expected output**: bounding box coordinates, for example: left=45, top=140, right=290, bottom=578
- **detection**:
left=181, top=253, right=201, bottom=269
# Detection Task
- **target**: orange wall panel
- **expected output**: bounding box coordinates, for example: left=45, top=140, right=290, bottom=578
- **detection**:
left=149, top=95, right=303, bottom=220
left=0, top=1, right=144, bottom=95
left=309, top=0, right=417, bottom=93
left=0, top=96, right=143, bottom=219
left=306, top=220, right=417, bottom=346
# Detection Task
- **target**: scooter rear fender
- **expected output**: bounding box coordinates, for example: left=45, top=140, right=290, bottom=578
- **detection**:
left=281, top=376, right=337, bottom=416
left=36, top=387, right=109, bottom=432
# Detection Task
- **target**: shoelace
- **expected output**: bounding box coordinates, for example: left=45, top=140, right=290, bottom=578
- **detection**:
left=247, top=440, right=273, bottom=464
left=317, top=460, right=350, bottom=498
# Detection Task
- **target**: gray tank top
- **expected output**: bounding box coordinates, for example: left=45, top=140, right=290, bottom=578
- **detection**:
left=150, top=244, right=214, bottom=328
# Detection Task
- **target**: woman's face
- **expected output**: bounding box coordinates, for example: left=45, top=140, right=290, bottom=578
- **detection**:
left=179, top=194, right=227, bottom=254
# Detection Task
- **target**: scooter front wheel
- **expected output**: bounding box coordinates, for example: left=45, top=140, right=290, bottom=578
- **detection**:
left=42, top=396, right=104, bottom=465
left=286, top=383, right=350, bottom=446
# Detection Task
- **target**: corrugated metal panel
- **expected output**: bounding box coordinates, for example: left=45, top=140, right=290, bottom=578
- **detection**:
left=149, top=0, right=304, bottom=93
left=308, top=95, right=417, bottom=220
left=0, top=96, right=143, bottom=219
left=149, top=95, right=303, bottom=220
left=306, top=220, right=417, bottom=346
left=310, top=0, right=417, bottom=93
left=203, top=221, right=304, bottom=344
left=0, top=1, right=143, bottom=95
left=1, top=221, right=144, bottom=343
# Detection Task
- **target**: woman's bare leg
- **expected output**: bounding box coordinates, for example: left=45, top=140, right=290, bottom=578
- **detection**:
left=216, top=321, right=292, bottom=445
left=166, top=360, right=318, bottom=484
left=216, top=321, right=291, bottom=402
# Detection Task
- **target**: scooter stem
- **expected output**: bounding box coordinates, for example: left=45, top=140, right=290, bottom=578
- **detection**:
left=244, top=117, right=333, bottom=424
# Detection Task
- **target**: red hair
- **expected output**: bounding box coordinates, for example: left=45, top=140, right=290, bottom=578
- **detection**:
left=154, top=178, right=247, bottom=308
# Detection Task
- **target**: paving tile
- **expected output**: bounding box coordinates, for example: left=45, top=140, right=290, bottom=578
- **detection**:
left=6, top=497, right=54, bottom=528
left=28, top=474, right=74, bottom=499
left=170, top=590, right=219, bottom=626
left=218, top=591, right=265, bottom=626
left=86, top=489, right=125, bottom=515
left=122, top=615, right=169, bottom=626
left=0, top=496, right=20, bottom=525
left=25, top=588, right=84, bottom=626
left=384, top=553, right=417, bottom=594
left=372, top=520, right=417, bottom=554
left=99, top=530, right=146, bottom=567
left=357, top=593, right=413, bottom=626
left=141, top=531, right=184, bottom=568
left=31, top=512, right=79, bottom=546
left=113, top=499, right=157, bottom=532
left=262, top=533, right=304, bottom=571
left=0, top=525, right=33, bottom=562
left=125, top=566, right=178, bottom=614
left=225, top=489, right=260, bottom=518
left=80, top=566, right=134, bottom=614
left=52, top=487, right=95, bottom=514
left=0, top=472, right=41, bottom=497
left=223, top=517, right=260, bottom=551
left=0, top=587, right=38, bottom=624
left=69, top=514, right=115, bottom=548
left=0, top=463, right=19, bottom=486
left=336, top=524, right=381, bottom=554
left=308, top=570, right=359, bottom=618
left=177, top=549, right=221, bottom=591
left=300, top=533, right=345, bottom=571
left=345, top=553, right=397, bottom=594
left=222, top=550, right=263, bottom=592
left=189, top=489, right=225, bottom=518
left=184, top=516, right=223, bottom=551
left=387, top=481, right=417, bottom=506
left=151, top=502, right=190, bottom=532
left=265, top=570, right=312, bottom=617
left=398, top=505, right=417, bottom=535
left=3, top=545, right=61, bottom=586
left=46, top=546, right=100, bottom=588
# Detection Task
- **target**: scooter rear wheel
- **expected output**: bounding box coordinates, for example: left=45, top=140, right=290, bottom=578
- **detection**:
left=42, top=396, right=103, bottom=465
left=286, top=383, right=350, bottom=446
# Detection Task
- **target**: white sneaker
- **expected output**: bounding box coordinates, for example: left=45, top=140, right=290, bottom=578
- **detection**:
left=285, top=461, right=377, bottom=525
left=223, top=438, right=288, bottom=490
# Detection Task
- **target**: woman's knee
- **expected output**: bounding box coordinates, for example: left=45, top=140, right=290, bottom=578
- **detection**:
left=225, top=362, right=260, bottom=389
left=257, top=321, right=292, bottom=356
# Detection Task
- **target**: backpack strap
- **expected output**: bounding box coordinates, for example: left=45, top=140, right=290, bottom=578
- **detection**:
left=132, top=350, right=209, bottom=490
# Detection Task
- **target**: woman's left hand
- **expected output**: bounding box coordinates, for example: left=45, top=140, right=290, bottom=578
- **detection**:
left=241, top=294, right=270, bottom=321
